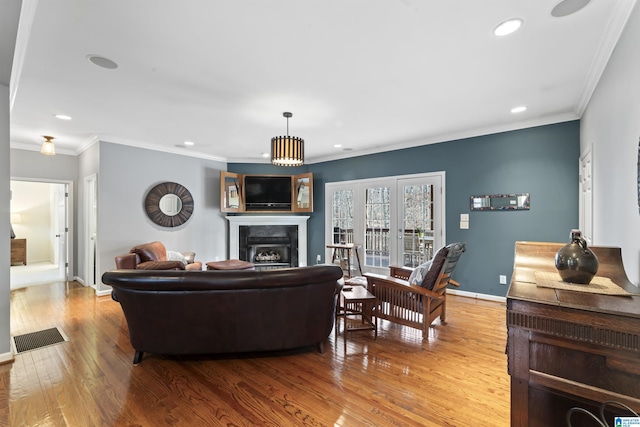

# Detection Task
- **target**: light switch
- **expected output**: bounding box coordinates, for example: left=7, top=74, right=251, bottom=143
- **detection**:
left=460, top=213, right=469, bottom=221
left=460, top=221, right=469, bottom=230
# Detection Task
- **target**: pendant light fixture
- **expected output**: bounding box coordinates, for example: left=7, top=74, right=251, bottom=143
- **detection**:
left=40, top=135, right=56, bottom=156
left=271, top=112, right=304, bottom=167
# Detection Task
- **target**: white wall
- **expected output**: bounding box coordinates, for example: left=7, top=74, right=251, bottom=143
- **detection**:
left=581, top=1, right=640, bottom=284
left=0, top=0, right=21, bottom=363
left=96, top=142, right=228, bottom=293
left=1, top=83, right=11, bottom=361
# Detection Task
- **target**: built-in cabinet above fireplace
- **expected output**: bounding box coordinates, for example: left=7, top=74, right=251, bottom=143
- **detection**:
left=220, top=172, right=313, bottom=213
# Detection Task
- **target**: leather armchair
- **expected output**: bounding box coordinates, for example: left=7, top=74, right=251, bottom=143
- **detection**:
left=114, top=241, right=202, bottom=271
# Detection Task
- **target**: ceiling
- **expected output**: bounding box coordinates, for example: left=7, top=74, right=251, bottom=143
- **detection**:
left=7, top=0, right=637, bottom=164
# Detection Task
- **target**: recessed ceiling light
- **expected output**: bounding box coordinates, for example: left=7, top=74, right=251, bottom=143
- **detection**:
left=262, top=153, right=269, bottom=158
left=334, top=144, right=343, bottom=148
left=511, top=106, right=527, bottom=113
left=551, top=0, right=590, bottom=17
left=494, top=18, right=523, bottom=37
left=183, top=141, right=195, bottom=146
left=86, top=54, right=118, bottom=69
left=55, top=114, right=72, bottom=120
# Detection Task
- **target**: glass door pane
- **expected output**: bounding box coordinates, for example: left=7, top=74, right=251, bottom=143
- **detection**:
left=398, top=176, right=441, bottom=268
left=331, top=189, right=354, bottom=244
left=365, top=186, right=390, bottom=268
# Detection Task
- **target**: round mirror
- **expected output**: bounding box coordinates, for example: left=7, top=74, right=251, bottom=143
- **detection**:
left=144, top=182, right=194, bottom=227
left=159, top=193, right=183, bottom=216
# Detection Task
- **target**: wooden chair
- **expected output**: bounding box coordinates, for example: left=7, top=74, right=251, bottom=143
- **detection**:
left=365, top=242, right=466, bottom=340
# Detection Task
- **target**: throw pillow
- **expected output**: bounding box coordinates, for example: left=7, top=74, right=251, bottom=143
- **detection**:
left=136, top=260, right=184, bottom=270
left=166, top=250, right=188, bottom=266
left=408, top=260, right=432, bottom=286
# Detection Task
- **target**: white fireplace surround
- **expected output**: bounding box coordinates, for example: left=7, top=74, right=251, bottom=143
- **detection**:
left=227, top=216, right=310, bottom=267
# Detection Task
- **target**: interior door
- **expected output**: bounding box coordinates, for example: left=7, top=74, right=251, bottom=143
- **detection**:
left=54, top=184, right=69, bottom=281
left=85, top=175, right=98, bottom=288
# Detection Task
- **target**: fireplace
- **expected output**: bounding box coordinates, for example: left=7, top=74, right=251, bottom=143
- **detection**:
left=239, top=225, right=297, bottom=270
left=227, top=216, right=309, bottom=270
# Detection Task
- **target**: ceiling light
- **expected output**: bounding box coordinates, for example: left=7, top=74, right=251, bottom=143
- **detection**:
left=551, top=0, right=590, bottom=17
left=40, top=135, right=56, bottom=156
left=511, top=106, right=527, bottom=113
left=271, top=112, right=304, bottom=167
left=55, top=114, right=72, bottom=120
left=262, top=153, right=269, bottom=158
left=87, top=54, right=118, bottom=69
left=183, top=141, right=195, bottom=146
left=334, top=144, right=343, bottom=148
left=494, top=18, right=523, bottom=37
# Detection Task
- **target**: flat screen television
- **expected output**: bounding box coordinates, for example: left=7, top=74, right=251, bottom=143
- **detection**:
left=244, top=176, right=292, bottom=211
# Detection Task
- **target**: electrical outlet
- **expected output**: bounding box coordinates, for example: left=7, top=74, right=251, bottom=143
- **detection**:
left=499, top=275, right=507, bottom=285
left=316, top=254, right=322, bottom=264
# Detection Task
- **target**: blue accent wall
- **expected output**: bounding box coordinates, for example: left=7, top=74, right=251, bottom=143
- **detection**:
left=230, top=120, right=580, bottom=297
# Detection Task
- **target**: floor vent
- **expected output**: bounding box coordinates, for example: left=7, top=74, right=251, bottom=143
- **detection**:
left=13, top=327, right=67, bottom=354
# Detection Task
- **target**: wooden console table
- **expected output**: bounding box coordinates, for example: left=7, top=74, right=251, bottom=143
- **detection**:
left=11, top=238, right=27, bottom=265
left=507, top=241, right=640, bottom=426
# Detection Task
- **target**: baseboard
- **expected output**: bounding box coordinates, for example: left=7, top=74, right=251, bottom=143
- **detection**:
left=74, top=276, right=85, bottom=285
left=94, top=287, right=112, bottom=297
left=448, top=288, right=506, bottom=303
left=0, top=349, right=14, bottom=365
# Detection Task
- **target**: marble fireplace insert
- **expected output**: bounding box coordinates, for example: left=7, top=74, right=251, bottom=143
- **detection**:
left=227, top=216, right=309, bottom=269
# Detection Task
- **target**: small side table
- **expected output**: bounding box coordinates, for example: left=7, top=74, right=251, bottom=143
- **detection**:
left=337, top=285, right=377, bottom=340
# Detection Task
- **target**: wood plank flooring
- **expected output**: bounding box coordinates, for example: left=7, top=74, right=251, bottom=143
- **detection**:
left=0, top=281, right=510, bottom=426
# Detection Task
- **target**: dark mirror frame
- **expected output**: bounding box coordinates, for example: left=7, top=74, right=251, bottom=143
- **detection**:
left=470, top=193, right=530, bottom=211
left=144, top=182, right=194, bottom=227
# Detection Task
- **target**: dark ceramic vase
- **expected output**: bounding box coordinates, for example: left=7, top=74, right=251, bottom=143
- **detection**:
left=555, top=229, right=599, bottom=284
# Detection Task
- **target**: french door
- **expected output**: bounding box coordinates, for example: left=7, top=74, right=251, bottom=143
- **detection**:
left=396, top=175, right=442, bottom=268
left=325, top=172, right=444, bottom=275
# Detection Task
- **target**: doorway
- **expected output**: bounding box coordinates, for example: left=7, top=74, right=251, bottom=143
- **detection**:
left=10, top=179, right=70, bottom=289
left=325, top=172, right=445, bottom=276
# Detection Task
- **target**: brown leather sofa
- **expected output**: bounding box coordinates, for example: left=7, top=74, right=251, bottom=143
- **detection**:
left=114, top=241, right=202, bottom=271
left=102, top=264, right=344, bottom=364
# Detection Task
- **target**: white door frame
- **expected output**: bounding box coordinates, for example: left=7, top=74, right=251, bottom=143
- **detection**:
left=10, top=177, right=73, bottom=283
left=579, top=148, right=594, bottom=245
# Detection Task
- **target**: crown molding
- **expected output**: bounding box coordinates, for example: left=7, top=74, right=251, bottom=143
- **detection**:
left=230, top=112, right=580, bottom=165
left=74, top=134, right=100, bottom=155
left=9, top=0, right=38, bottom=112
left=9, top=141, right=77, bottom=156
left=574, top=0, right=637, bottom=116
left=99, top=136, right=227, bottom=163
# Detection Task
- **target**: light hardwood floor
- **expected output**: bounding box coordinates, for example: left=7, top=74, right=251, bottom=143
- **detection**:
left=1, top=281, right=510, bottom=426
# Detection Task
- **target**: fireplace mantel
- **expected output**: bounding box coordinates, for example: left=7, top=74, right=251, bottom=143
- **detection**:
left=227, top=216, right=309, bottom=267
